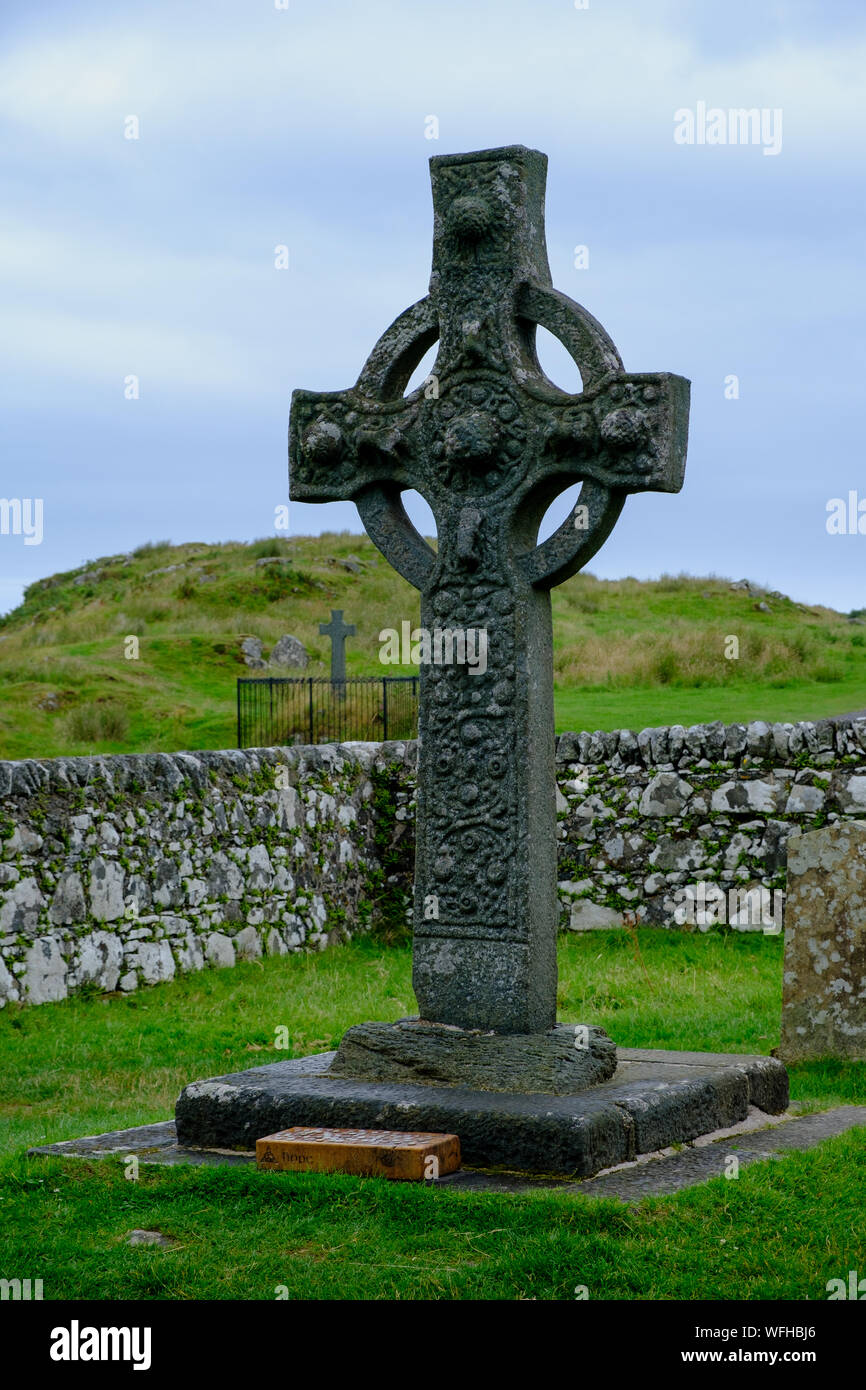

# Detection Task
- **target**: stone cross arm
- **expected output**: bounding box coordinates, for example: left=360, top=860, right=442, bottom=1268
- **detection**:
left=290, top=367, right=688, bottom=511
left=319, top=608, right=356, bottom=645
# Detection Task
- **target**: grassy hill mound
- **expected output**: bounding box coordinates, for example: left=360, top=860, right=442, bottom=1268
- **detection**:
left=0, top=532, right=863, bottom=761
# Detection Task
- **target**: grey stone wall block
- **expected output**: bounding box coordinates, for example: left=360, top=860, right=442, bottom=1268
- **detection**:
left=0, top=956, right=20, bottom=1005
left=206, top=932, right=236, bottom=969
left=839, top=776, right=866, bottom=813
left=784, top=785, right=826, bottom=815
left=24, top=937, right=67, bottom=1004
left=89, top=857, right=125, bottom=921
left=639, top=772, right=693, bottom=817
left=234, top=926, right=262, bottom=960
left=73, top=931, right=124, bottom=992
left=0, top=876, right=45, bottom=935
left=133, top=941, right=176, bottom=985
left=49, top=871, right=87, bottom=925
left=745, top=720, right=772, bottom=759
left=711, top=780, right=787, bottom=815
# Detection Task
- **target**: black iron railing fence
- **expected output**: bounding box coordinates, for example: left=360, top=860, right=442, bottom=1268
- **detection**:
left=237, top=676, right=419, bottom=748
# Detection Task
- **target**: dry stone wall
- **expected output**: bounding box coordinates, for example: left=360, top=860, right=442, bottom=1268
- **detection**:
left=0, top=743, right=415, bottom=1008
left=554, top=717, right=866, bottom=930
left=2, top=716, right=866, bottom=1006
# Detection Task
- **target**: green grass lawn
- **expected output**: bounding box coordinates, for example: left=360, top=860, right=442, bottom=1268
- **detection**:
left=554, top=679, right=866, bottom=735
left=1, top=535, right=864, bottom=759
left=1, top=931, right=864, bottom=1300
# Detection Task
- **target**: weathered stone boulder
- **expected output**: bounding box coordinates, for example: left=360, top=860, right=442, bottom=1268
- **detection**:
left=240, top=636, right=266, bottom=669
left=269, top=635, right=309, bottom=668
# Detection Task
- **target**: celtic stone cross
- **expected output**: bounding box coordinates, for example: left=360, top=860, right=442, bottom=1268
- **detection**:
left=290, top=146, right=689, bottom=1035
left=319, top=609, right=355, bottom=685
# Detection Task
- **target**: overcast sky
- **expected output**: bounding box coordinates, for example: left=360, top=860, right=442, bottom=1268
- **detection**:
left=1, top=0, right=864, bottom=615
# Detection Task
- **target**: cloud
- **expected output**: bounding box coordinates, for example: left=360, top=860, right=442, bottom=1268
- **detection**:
left=0, top=2, right=863, bottom=163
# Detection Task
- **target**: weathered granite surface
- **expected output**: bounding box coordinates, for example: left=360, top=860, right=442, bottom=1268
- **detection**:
left=779, top=821, right=866, bottom=1060
left=330, top=1019, right=617, bottom=1094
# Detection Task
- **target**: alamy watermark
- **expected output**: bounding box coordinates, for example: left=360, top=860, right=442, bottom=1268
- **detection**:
left=674, top=103, right=782, bottom=156
left=0, top=498, right=43, bottom=545
left=827, top=1269, right=866, bottom=1299
left=672, top=881, right=783, bottom=934
left=1, top=1277, right=43, bottom=1300
left=50, top=1322, right=151, bottom=1370
left=379, top=621, right=488, bottom=675
left=826, top=491, right=866, bottom=535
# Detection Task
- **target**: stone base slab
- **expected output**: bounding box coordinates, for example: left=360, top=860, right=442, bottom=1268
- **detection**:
left=330, top=1020, right=617, bottom=1094
left=30, top=1105, right=866, bottom=1200
left=173, top=1046, right=788, bottom=1177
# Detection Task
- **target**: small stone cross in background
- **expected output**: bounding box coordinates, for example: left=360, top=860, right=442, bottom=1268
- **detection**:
left=319, top=609, right=356, bottom=688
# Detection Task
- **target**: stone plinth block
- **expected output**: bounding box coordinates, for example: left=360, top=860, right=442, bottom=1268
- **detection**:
left=175, top=1048, right=788, bottom=1177
left=330, top=1019, right=617, bottom=1094
left=779, top=821, right=866, bottom=1061
left=256, top=1126, right=460, bottom=1180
